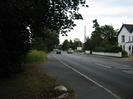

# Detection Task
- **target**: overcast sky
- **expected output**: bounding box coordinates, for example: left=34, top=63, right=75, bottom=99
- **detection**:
left=59, top=0, right=133, bottom=44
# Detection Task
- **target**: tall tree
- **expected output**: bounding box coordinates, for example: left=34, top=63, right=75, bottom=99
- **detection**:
left=0, top=0, right=88, bottom=76
left=100, top=25, right=118, bottom=45
left=73, top=38, right=82, bottom=50
left=62, top=40, right=69, bottom=51
left=32, top=27, right=59, bottom=51
left=84, top=37, right=94, bottom=54
left=90, top=19, right=119, bottom=52
left=69, top=40, right=74, bottom=49
left=91, top=19, right=103, bottom=48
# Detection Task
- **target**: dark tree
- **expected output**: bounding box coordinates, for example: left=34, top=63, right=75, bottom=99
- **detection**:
left=0, top=1, right=31, bottom=76
left=91, top=19, right=103, bottom=49
left=0, top=0, right=88, bottom=76
left=100, top=25, right=118, bottom=45
left=84, top=37, right=94, bottom=54
left=90, top=19, right=119, bottom=52
left=69, top=40, right=74, bottom=49
left=92, top=19, right=100, bottom=29
left=73, top=39, right=82, bottom=50
left=62, top=40, right=69, bottom=51
left=32, top=27, right=59, bottom=52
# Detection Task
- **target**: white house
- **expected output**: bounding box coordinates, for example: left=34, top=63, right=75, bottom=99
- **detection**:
left=118, top=24, right=133, bottom=56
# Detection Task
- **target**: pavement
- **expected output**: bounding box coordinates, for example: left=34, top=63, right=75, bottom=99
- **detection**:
left=39, top=52, right=133, bottom=99
left=121, top=56, right=133, bottom=61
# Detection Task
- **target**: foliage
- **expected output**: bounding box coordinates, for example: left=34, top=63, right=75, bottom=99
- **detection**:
left=122, top=50, right=128, bottom=57
left=0, top=0, right=87, bottom=76
left=91, top=19, right=103, bottom=48
left=62, top=39, right=82, bottom=51
left=84, top=37, right=94, bottom=54
left=32, top=28, right=59, bottom=52
left=73, top=39, right=82, bottom=50
left=94, top=45, right=121, bottom=52
left=62, top=40, right=70, bottom=51
left=84, top=37, right=93, bottom=50
left=69, top=40, right=74, bottom=49
left=100, top=25, right=118, bottom=45
left=0, top=14, right=30, bottom=76
left=89, top=19, right=119, bottom=52
left=110, top=45, right=122, bottom=52
left=94, top=47, right=105, bottom=52
left=25, top=50, right=47, bottom=63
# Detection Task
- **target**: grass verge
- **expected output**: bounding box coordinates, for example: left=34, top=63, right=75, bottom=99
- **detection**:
left=25, top=50, right=48, bottom=63
left=0, top=50, right=74, bottom=99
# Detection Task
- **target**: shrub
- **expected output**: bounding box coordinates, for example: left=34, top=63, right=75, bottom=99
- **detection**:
left=94, top=47, right=105, bottom=52
left=94, top=45, right=122, bottom=53
left=111, top=45, right=122, bottom=52
left=26, top=50, right=47, bottom=63
left=122, top=50, right=128, bottom=57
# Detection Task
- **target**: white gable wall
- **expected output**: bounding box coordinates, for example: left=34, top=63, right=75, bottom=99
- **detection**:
left=118, top=27, right=130, bottom=44
left=118, top=26, right=133, bottom=56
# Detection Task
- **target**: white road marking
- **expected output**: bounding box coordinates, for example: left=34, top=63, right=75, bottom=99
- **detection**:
left=111, top=63, right=131, bottom=69
left=121, top=68, right=133, bottom=70
left=54, top=55, right=121, bottom=99
left=123, top=70, right=133, bottom=75
left=95, top=63, right=112, bottom=69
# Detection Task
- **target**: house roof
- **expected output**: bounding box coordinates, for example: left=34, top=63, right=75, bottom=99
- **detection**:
left=118, top=24, right=133, bottom=35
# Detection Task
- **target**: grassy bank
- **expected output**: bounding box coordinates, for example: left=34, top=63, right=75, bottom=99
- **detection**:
left=25, top=50, right=48, bottom=63
left=0, top=50, right=74, bottom=99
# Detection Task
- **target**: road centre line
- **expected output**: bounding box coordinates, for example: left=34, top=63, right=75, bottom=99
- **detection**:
left=123, top=70, right=133, bottom=75
left=95, top=63, right=112, bottom=69
left=54, top=55, right=121, bottom=99
left=121, top=68, right=133, bottom=70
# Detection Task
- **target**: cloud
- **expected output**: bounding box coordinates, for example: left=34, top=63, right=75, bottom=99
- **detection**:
left=90, top=0, right=133, bottom=7
left=59, top=0, right=133, bottom=44
left=80, top=0, right=133, bottom=18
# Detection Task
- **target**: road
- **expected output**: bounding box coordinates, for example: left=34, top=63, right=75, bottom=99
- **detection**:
left=40, top=52, right=133, bottom=99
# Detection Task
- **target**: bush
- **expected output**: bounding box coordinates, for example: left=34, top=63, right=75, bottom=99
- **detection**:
left=111, top=45, right=122, bottom=52
left=94, top=47, right=105, bottom=52
left=94, top=45, right=122, bottom=53
left=122, top=50, right=128, bottom=57
left=26, top=50, right=47, bottom=63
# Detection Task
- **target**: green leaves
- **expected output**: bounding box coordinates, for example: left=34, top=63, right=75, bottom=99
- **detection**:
left=0, top=0, right=87, bottom=75
left=88, top=19, right=118, bottom=52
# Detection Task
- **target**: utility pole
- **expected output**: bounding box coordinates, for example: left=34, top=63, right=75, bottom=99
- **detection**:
left=84, top=25, right=86, bottom=43
left=83, top=25, right=87, bottom=51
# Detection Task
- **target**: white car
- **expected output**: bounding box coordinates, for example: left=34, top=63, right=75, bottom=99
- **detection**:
left=67, top=48, right=74, bottom=54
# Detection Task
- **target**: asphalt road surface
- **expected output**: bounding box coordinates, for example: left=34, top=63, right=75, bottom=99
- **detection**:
left=40, top=52, right=133, bottom=99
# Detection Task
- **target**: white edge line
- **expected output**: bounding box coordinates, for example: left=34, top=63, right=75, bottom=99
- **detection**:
left=54, top=55, right=121, bottom=99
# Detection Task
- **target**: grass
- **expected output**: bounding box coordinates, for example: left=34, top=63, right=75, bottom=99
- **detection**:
left=0, top=50, right=74, bottom=99
left=25, top=50, right=48, bottom=63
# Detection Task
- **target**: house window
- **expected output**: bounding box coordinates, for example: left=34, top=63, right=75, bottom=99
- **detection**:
left=129, top=46, right=131, bottom=51
left=121, top=35, right=125, bottom=42
left=129, top=36, right=131, bottom=42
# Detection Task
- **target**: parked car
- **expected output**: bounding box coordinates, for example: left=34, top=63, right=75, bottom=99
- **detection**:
left=56, top=49, right=61, bottom=54
left=67, top=48, right=74, bottom=54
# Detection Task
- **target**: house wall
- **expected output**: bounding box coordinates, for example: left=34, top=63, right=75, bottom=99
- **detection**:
left=118, top=27, right=133, bottom=56
left=84, top=50, right=122, bottom=57
left=118, top=27, right=130, bottom=44
left=92, top=52, right=122, bottom=57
